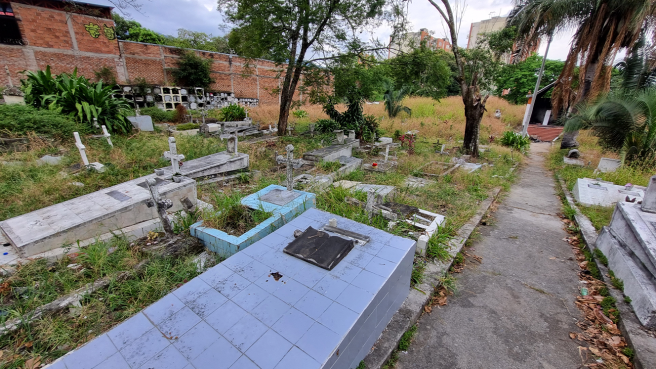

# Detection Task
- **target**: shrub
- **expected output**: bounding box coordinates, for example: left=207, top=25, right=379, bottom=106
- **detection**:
left=22, top=66, right=132, bottom=133
left=94, top=66, right=117, bottom=85
left=292, top=109, right=308, bottom=119
left=315, top=119, right=340, bottom=133
left=0, top=104, right=84, bottom=137
left=176, top=123, right=199, bottom=131
left=171, top=51, right=214, bottom=88
left=174, top=104, right=188, bottom=123
left=139, top=107, right=175, bottom=123
left=220, top=104, right=246, bottom=121
left=499, top=130, right=530, bottom=152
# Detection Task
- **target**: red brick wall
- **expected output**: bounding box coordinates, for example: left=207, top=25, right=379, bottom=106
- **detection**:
left=2, top=3, right=294, bottom=104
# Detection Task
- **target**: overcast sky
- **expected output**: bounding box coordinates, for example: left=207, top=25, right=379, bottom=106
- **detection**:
left=95, top=0, right=575, bottom=61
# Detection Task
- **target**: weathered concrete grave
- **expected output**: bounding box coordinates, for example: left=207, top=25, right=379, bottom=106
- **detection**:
left=303, top=144, right=353, bottom=162
left=158, top=136, right=249, bottom=179
left=294, top=174, right=334, bottom=193
left=127, top=115, right=154, bottom=131
left=333, top=180, right=396, bottom=199
left=0, top=174, right=196, bottom=257
left=47, top=208, right=414, bottom=369
left=191, top=184, right=316, bottom=258
left=597, top=157, right=622, bottom=173
left=596, top=176, right=656, bottom=328
left=572, top=178, right=645, bottom=207
left=404, top=175, right=435, bottom=188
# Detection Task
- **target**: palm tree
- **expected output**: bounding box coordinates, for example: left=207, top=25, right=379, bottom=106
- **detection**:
left=508, top=0, right=656, bottom=114
left=383, top=81, right=412, bottom=118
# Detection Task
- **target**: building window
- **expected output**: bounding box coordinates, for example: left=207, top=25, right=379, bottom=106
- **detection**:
left=0, top=3, right=23, bottom=45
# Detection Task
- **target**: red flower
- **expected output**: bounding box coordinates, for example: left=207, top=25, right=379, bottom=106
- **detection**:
left=372, top=162, right=378, bottom=167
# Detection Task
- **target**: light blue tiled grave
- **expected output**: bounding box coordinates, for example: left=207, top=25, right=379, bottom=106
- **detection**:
left=46, top=208, right=415, bottom=369
left=190, top=185, right=316, bottom=258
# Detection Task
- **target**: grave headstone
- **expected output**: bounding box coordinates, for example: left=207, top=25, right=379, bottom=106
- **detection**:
left=127, top=116, right=154, bottom=131
left=567, top=149, right=580, bottom=158
left=348, top=130, right=356, bottom=140
left=597, top=158, right=622, bottom=173
left=335, top=130, right=345, bottom=144
left=641, top=175, right=656, bottom=213
left=227, top=135, right=238, bottom=154
left=73, top=132, right=105, bottom=172
left=303, top=144, right=353, bottom=162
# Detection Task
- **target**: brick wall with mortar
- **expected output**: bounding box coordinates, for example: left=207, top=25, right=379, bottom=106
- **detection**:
left=1, top=1, right=297, bottom=104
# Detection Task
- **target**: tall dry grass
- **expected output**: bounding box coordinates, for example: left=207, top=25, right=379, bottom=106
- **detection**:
left=249, top=96, right=526, bottom=140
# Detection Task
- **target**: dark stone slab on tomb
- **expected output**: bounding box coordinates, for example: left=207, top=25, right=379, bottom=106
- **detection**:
left=283, top=226, right=354, bottom=270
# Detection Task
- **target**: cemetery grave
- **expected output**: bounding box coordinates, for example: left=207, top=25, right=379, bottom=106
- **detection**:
left=572, top=178, right=646, bottom=207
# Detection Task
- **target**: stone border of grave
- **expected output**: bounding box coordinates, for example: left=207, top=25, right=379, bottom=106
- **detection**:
left=557, top=176, right=656, bottom=369
left=363, top=187, right=502, bottom=368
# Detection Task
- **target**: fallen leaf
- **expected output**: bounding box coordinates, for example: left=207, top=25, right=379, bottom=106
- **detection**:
left=594, top=308, right=613, bottom=324
left=580, top=261, right=589, bottom=269
left=424, top=305, right=432, bottom=313
left=24, top=356, right=40, bottom=369
left=569, top=332, right=577, bottom=339
left=608, top=336, right=622, bottom=348
left=589, top=346, right=601, bottom=356
left=24, top=342, right=33, bottom=348
left=0, top=350, right=3, bottom=359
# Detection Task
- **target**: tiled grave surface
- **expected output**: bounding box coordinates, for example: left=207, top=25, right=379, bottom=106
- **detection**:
left=191, top=185, right=316, bottom=258
left=607, top=202, right=656, bottom=279
left=159, top=152, right=249, bottom=179
left=47, top=208, right=415, bottom=369
left=0, top=174, right=196, bottom=257
left=573, top=178, right=646, bottom=207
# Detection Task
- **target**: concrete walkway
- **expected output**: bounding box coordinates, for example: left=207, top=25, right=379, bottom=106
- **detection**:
left=396, top=143, right=584, bottom=369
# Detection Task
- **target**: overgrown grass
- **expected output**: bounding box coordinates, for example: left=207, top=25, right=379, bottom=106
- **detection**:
left=398, top=324, right=418, bottom=351
left=200, top=191, right=272, bottom=236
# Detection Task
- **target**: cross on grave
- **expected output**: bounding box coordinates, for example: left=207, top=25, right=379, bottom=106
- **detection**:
left=145, top=178, right=174, bottom=236
left=384, top=144, right=390, bottom=163
left=93, top=117, right=99, bottom=128
left=335, top=130, right=345, bottom=144
left=348, top=130, right=356, bottom=140
left=309, top=124, right=315, bottom=136
left=101, top=125, right=113, bottom=148
left=164, top=137, right=185, bottom=174
left=220, top=134, right=239, bottom=154
left=286, top=144, right=295, bottom=191
left=74, top=132, right=89, bottom=166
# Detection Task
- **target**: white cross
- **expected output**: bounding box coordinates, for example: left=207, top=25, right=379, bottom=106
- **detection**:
left=102, top=125, right=113, bottom=148
left=164, top=137, right=185, bottom=174
left=384, top=144, right=390, bottom=163
left=73, top=132, right=89, bottom=166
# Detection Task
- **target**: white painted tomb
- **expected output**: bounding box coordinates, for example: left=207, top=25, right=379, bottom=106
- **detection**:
left=597, top=158, right=622, bottom=173
left=0, top=174, right=196, bottom=257
left=158, top=136, right=249, bottom=179
left=333, top=181, right=396, bottom=199
left=572, top=178, right=646, bottom=207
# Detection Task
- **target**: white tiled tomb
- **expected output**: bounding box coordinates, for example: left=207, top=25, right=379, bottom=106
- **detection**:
left=572, top=178, right=645, bottom=207
left=45, top=208, right=415, bottom=369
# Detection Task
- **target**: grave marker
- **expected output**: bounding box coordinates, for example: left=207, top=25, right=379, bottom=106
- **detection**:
left=145, top=178, right=174, bottom=236
left=74, top=132, right=89, bottom=166
left=286, top=144, right=294, bottom=191
left=163, top=137, right=185, bottom=174
left=101, top=125, right=113, bottom=148
left=335, top=129, right=345, bottom=144
left=642, top=175, right=656, bottom=213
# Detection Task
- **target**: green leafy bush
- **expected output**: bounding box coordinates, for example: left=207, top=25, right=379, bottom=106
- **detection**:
left=139, top=107, right=175, bottom=123
left=315, top=119, right=340, bottom=133
left=499, top=130, right=530, bottom=152
left=21, top=66, right=132, bottom=133
left=0, top=104, right=84, bottom=137
left=220, top=104, right=246, bottom=121
left=176, top=123, right=199, bottom=131
left=171, top=51, right=214, bottom=89
left=292, top=110, right=308, bottom=118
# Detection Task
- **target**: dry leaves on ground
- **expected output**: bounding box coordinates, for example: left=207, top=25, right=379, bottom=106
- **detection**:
left=424, top=285, right=452, bottom=314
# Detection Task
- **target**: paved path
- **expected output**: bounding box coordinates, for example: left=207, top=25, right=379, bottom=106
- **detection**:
left=396, top=143, right=584, bottom=369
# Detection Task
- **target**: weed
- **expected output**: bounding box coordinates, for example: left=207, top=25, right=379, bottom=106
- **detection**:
left=411, top=259, right=426, bottom=286
left=599, top=286, right=609, bottom=296
left=593, top=249, right=609, bottom=267
left=426, top=230, right=451, bottom=261
left=356, top=361, right=366, bottom=369
left=453, top=252, right=465, bottom=265
left=611, top=276, right=625, bottom=291
left=600, top=296, right=620, bottom=322
left=317, top=160, right=342, bottom=172
left=562, top=204, right=577, bottom=221
left=398, top=324, right=418, bottom=351
left=439, top=274, right=458, bottom=293
left=622, top=347, right=635, bottom=360
left=176, top=123, right=200, bottom=131
left=172, top=209, right=201, bottom=235
left=624, top=295, right=632, bottom=304
left=201, top=191, right=272, bottom=236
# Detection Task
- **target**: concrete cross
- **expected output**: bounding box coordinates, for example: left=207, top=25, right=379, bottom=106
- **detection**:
left=348, top=130, right=355, bottom=140
left=73, top=132, right=89, bottom=166
left=93, top=117, right=99, bottom=128
left=145, top=178, right=174, bottom=236
left=384, top=144, right=390, bottom=163
left=101, top=125, right=113, bottom=148
left=286, top=144, right=294, bottom=191
left=164, top=137, right=185, bottom=174
left=334, top=130, right=345, bottom=144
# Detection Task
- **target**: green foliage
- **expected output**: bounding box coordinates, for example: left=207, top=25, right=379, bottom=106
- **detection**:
left=323, top=94, right=380, bottom=140
left=411, top=259, right=425, bottom=286
left=317, top=160, right=342, bottom=172
left=564, top=89, right=656, bottom=162
left=164, top=29, right=231, bottom=53
left=385, top=45, right=452, bottom=99
left=499, top=131, right=531, bottom=152
left=494, top=54, right=565, bottom=104
left=202, top=191, right=272, bottom=236
left=315, top=119, right=340, bottom=133
left=21, top=66, right=132, bottom=133
left=593, top=248, right=609, bottom=266
left=93, top=66, right=117, bottom=85
left=622, top=347, right=635, bottom=360
left=479, top=26, right=517, bottom=61
left=139, top=107, right=175, bottom=123
left=426, top=230, right=452, bottom=261
left=383, top=81, right=412, bottom=118
left=176, top=123, right=200, bottom=131
left=220, top=104, right=246, bottom=121
left=0, top=104, right=84, bottom=137
left=398, top=325, right=417, bottom=351
left=356, top=361, right=366, bottom=369
left=624, top=296, right=632, bottom=304
left=171, top=52, right=214, bottom=88
left=292, top=110, right=308, bottom=119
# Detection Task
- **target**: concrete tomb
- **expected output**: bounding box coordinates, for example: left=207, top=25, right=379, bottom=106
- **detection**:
left=48, top=208, right=414, bottom=369
left=158, top=136, right=249, bottom=179
left=572, top=178, right=645, bottom=207
left=333, top=180, right=396, bottom=200
left=404, top=175, right=435, bottom=188
left=0, top=174, right=197, bottom=257
left=127, top=115, right=154, bottom=131
left=191, top=184, right=316, bottom=258
left=596, top=176, right=656, bottom=327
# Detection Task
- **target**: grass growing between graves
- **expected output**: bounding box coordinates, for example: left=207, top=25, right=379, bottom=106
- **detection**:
left=0, top=235, right=220, bottom=368
left=548, top=130, right=656, bottom=230
left=199, top=190, right=272, bottom=236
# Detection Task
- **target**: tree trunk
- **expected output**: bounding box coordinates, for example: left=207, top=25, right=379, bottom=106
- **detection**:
left=278, top=93, right=292, bottom=136
left=461, top=90, right=485, bottom=157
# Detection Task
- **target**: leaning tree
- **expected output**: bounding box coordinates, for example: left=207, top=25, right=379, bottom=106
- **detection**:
left=508, top=0, right=656, bottom=115
left=217, top=0, right=406, bottom=136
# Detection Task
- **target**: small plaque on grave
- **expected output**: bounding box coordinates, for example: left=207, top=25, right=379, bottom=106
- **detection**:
left=106, top=190, right=131, bottom=202
left=588, top=184, right=608, bottom=190
left=283, top=226, right=354, bottom=270
left=259, top=189, right=302, bottom=206
left=137, top=177, right=169, bottom=189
